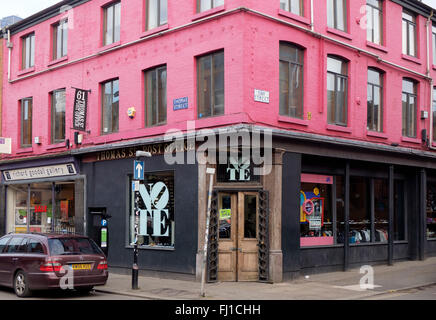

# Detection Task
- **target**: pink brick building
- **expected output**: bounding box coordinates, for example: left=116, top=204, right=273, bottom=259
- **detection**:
left=0, top=0, right=436, bottom=282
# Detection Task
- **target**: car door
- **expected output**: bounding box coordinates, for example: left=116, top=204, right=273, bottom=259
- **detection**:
left=3, top=237, right=25, bottom=287
left=0, top=236, right=12, bottom=285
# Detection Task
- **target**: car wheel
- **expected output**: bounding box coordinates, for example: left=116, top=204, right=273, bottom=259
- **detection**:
left=14, top=271, right=31, bottom=298
left=76, top=286, right=94, bottom=294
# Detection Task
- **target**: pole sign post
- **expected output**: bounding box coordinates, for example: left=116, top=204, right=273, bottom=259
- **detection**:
left=132, top=178, right=141, bottom=290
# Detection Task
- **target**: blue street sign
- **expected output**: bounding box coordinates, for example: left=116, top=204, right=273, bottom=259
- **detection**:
left=134, top=160, right=144, bottom=180
left=101, top=219, right=108, bottom=227
left=173, top=97, right=188, bottom=111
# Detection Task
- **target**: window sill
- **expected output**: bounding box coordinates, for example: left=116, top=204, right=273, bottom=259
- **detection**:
left=98, top=41, right=121, bottom=53
left=192, top=5, right=225, bottom=21
left=278, top=9, right=311, bottom=25
left=278, top=115, right=308, bottom=126
left=401, top=136, right=421, bottom=144
left=140, top=24, right=169, bottom=38
left=326, top=124, right=352, bottom=133
left=46, top=142, right=67, bottom=150
left=47, top=55, right=68, bottom=67
left=366, top=41, right=388, bottom=53
left=326, top=27, right=352, bottom=40
left=401, top=54, right=421, bottom=65
left=366, top=130, right=388, bottom=139
left=16, top=147, right=33, bottom=154
left=17, top=67, right=35, bottom=77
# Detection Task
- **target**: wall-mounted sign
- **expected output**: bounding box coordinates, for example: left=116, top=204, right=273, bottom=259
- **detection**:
left=173, top=97, right=189, bottom=111
left=0, top=137, right=12, bottom=154
left=3, top=163, right=77, bottom=181
left=73, top=88, right=88, bottom=131
left=254, top=89, right=270, bottom=104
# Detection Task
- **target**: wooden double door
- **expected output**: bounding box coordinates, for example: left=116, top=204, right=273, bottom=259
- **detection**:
left=217, top=192, right=259, bottom=281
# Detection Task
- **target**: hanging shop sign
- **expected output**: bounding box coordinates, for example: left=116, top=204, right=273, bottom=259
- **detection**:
left=217, top=155, right=261, bottom=183
left=72, top=88, right=89, bottom=131
left=2, top=163, right=77, bottom=182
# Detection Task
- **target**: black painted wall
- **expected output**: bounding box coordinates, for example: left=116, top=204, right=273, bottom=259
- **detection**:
left=81, top=154, right=198, bottom=275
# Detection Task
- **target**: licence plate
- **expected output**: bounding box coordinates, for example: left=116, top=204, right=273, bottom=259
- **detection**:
left=71, top=264, right=92, bottom=270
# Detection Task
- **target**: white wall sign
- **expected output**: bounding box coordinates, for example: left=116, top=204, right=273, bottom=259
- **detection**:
left=3, top=163, right=77, bottom=181
left=254, top=89, right=270, bottom=103
left=0, top=138, right=12, bottom=154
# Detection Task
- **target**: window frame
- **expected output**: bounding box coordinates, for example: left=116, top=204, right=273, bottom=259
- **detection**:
left=367, top=68, right=384, bottom=133
left=145, top=65, right=167, bottom=127
left=20, top=97, right=33, bottom=148
left=197, top=50, right=225, bottom=119
left=52, top=19, right=68, bottom=61
left=366, top=0, right=383, bottom=45
left=327, top=0, right=347, bottom=32
left=401, top=78, right=418, bottom=138
left=432, top=87, right=436, bottom=142
left=146, top=0, right=168, bottom=30
left=402, top=10, right=417, bottom=57
left=196, top=0, right=224, bottom=13
left=280, top=0, right=304, bottom=16
left=21, top=33, right=35, bottom=70
left=101, top=78, right=120, bottom=135
left=432, top=25, right=436, bottom=66
left=279, top=42, right=304, bottom=119
left=51, top=88, right=66, bottom=144
left=103, top=1, right=121, bottom=46
left=327, top=55, right=348, bottom=127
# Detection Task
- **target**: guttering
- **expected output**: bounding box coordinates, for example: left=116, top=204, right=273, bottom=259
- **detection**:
left=8, top=6, right=433, bottom=84
left=428, top=9, right=435, bottom=150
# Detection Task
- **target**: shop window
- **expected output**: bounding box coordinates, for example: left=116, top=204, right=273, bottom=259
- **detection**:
left=145, top=65, right=167, bottom=127
left=373, top=179, right=389, bottom=242
left=197, top=50, right=224, bottom=119
left=432, top=87, right=436, bottom=142
left=6, top=182, right=75, bottom=234
left=129, top=171, right=175, bottom=248
left=279, top=42, right=304, bottom=119
left=147, top=0, right=167, bottom=30
left=300, top=174, right=336, bottom=247
left=427, top=181, right=436, bottom=239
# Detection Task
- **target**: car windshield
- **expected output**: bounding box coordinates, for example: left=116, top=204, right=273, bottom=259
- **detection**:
left=48, top=238, right=103, bottom=256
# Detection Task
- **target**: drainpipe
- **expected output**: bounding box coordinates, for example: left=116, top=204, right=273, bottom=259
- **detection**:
left=7, top=29, right=11, bottom=82
left=427, top=10, right=435, bottom=150
left=310, top=0, right=314, bottom=31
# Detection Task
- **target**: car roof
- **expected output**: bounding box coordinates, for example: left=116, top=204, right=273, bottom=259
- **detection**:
left=3, top=233, right=88, bottom=240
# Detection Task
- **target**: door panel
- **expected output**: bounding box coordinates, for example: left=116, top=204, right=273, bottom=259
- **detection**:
left=217, top=193, right=237, bottom=281
left=237, top=193, right=259, bottom=281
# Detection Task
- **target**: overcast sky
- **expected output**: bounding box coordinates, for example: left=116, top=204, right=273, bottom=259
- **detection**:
left=0, top=0, right=435, bottom=19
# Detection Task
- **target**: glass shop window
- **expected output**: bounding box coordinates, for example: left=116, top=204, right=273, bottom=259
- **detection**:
left=54, top=182, right=76, bottom=234
left=427, top=180, right=436, bottom=240
left=300, top=174, right=335, bottom=247
left=130, top=171, right=175, bottom=248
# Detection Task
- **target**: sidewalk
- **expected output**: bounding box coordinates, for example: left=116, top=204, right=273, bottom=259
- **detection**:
left=96, top=257, right=436, bottom=300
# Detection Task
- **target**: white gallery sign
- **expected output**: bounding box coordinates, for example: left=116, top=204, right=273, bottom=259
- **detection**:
left=3, top=163, right=77, bottom=181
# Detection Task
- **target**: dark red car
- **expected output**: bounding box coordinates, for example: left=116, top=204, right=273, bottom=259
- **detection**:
left=0, top=233, right=108, bottom=297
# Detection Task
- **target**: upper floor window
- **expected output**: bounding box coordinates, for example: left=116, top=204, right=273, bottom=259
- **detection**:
left=51, top=89, right=66, bottom=144
left=103, top=1, right=121, bottom=46
left=197, top=50, right=224, bottom=119
left=52, top=19, right=68, bottom=60
left=279, top=43, right=304, bottom=119
left=327, top=0, right=347, bottom=32
left=402, top=78, right=417, bottom=138
left=101, top=79, right=119, bottom=134
left=20, top=98, right=33, bottom=147
left=327, top=56, right=348, bottom=126
left=402, top=11, right=416, bottom=57
left=280, top=0, right=304, bottom=16
left=366, top=0, right=383, bottom=45
left=432, top=87, right=436, bottom=141
left=145, top=65, right=167, bottom=127
left=21, top=33, right=35, bottom=70
left=147, top=0, right=168, bottom=30
left=367, top=68, right=384, bottom=132
left=432, top=25, right=436, bottom=65
left=197, top=0, right=224, bottom=13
